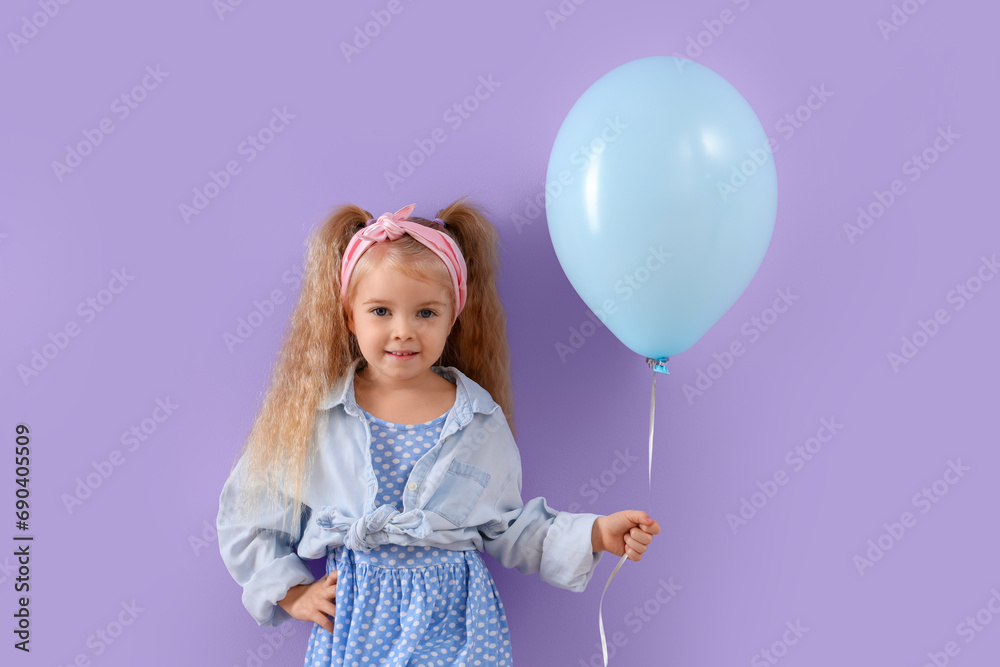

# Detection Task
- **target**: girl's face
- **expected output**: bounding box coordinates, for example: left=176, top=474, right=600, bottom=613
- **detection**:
left=346, top=263, right=454, bottom=386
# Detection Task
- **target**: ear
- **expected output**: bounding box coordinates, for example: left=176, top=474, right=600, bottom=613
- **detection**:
left=346, top=307, right=355, bottom=334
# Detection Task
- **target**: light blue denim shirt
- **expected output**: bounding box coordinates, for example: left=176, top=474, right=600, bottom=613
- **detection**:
left=217, top=357, right=605, bottom=626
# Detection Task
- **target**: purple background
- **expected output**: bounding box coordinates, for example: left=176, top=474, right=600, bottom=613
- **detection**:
left=3, top=0, right=999, bottom=665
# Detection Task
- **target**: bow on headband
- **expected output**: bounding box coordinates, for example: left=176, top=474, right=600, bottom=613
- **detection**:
left=339, top=204, right=468, bottom=323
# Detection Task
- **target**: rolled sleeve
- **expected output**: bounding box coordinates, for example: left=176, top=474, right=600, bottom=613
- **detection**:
left=540, top=510, right=604, bottom=592
left=478, top=451, right=604, bottom=592
left=241, top=553, right=315, bottom=626
left=217, top=456, right=316, bottom=626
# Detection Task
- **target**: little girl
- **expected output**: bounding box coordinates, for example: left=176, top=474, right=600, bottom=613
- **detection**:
left=216, top=199, right=660, bottom=665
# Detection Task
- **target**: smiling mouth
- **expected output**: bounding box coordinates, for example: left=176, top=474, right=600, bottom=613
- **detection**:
left=387, top=351, right=418, bottom=357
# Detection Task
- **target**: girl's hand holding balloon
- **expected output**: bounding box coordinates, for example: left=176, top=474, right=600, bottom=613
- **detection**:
left=591, top=511, right=661, bottom=561
left=277, top=571, right=339, bottom=633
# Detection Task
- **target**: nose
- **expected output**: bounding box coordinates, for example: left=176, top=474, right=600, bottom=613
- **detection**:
left=391, top=317, right=415, bottom=340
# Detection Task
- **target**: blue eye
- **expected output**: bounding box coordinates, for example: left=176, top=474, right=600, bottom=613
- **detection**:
left=369, top=307, right=436, bottom=318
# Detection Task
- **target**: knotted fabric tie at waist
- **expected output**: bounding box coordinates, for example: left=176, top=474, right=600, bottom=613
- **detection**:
left=315, top=504, right=434, bottom=552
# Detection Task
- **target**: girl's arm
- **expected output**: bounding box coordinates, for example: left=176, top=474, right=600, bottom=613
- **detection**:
left=477, top=444, right=604, bottom=592
left=216, top=456, right=316, bottom=626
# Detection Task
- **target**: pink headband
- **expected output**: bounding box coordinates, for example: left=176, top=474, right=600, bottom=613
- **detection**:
left=340, top=204, right=468, bottom=322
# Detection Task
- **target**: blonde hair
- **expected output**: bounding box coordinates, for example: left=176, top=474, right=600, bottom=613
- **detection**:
left=228, top=196, right=515, bottom=542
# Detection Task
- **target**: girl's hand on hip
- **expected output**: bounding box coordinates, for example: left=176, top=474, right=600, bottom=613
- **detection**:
left=277, top=571, right=338, bottom=633
left=592, top=510, right=661, bottom=561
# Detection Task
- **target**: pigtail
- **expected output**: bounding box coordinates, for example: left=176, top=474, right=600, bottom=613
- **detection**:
left=433, top=197, right=517, bottom=441
left=227, top=203, right=371, bottom=543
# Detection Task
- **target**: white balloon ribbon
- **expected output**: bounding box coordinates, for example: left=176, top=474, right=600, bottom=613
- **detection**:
left=598, top=358, right=667, bottom=666
left=598, top=552, right=629, bottom=665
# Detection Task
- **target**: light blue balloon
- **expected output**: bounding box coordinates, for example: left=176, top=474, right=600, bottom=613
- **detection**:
left=546, top=56, right=777, bottom=361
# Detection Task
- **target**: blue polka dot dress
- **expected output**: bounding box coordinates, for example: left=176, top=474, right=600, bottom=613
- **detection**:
left=303, top=407, right=513, bottom=666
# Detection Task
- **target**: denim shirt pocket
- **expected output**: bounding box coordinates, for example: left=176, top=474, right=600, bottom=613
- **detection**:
left=423, top=458, right=491, bottom=526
